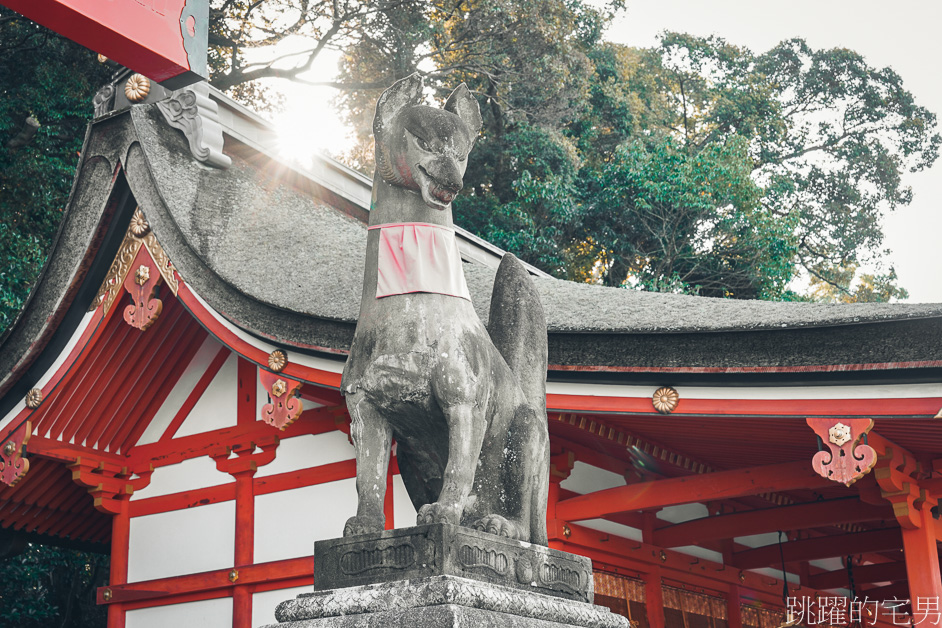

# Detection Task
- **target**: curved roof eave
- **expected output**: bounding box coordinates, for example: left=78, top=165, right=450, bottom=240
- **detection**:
left=3, top=100, right=942, bottom=415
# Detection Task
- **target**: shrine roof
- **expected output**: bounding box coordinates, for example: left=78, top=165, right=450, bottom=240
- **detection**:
left=2, top=85, right=941, bottom=404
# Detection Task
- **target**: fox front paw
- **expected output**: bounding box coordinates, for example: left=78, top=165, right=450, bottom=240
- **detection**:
left=473, top=514, right=524, bottom=540
left=417, top=502, right=461, bottom=526
left=343, top=513, right=385, bottom=537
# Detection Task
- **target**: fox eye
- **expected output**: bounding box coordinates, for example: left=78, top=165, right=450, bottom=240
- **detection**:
left=414, top=136, right=431, bottom=151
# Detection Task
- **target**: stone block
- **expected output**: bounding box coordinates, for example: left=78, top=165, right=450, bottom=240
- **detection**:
left=312, top=523, right=593, bottom=603
left=267, top=575, right=631, bottom=628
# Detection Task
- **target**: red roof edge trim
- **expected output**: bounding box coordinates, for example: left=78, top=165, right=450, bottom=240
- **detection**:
left=176, top=283, right=342, bottom=389
left=549, top=360, right=942, bottom=374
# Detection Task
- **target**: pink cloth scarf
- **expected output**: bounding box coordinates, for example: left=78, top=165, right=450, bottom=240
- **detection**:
left=369, top=222, right=472, bottom=301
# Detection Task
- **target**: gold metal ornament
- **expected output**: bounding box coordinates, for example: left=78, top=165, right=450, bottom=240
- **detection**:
left=652, top=387, right=679, bottom=414
left=228, top=569, right=239, bottom=582
left=125, top=74, right=151, bottom=103
left=828, top=422, right=852, bottom=447
left=129, top=209, right=150, bottom=237
left=272, top=379, right=287, bottom=398
left=101, top=588, right=113, bottom=602
left=25, top=388, right=43, bottom=409
left=268, top=350, right=287, bottom=373
left=135, top=265, right=150, bottom=286
left=97, top=54, right=108, bottom=64
left=2, top=441, right=14, bottom=457
left=91, top=208, right=178, bottom=315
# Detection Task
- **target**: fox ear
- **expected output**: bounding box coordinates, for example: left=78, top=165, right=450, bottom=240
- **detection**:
left=445, top=83, right=483, bottom=138
left=374, top=73, right=424, bottom=146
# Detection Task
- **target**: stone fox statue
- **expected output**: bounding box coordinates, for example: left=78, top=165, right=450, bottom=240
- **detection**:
left=341, top=74, right=550, bottom=545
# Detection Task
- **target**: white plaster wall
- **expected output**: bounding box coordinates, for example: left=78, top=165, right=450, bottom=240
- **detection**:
left=657, top=503, right=709, bottom=524
left=128, top=501, right=235, bottom=582
left=254, top=478, right=357, bottom=563
left=126, top=597, right=232, bottom=628
left=735, top=532, right=781, bottom=548
left=580, top=518, right=642, bottom=542
left=252, top=587, right=310, bottom=628
left=560, top=462, right=625, bottom=495
left=255, top=432, right=355, bottom=478
left=174, top=353, right=238, bottom=438
left=131, top=457, right=234, bottom=501
left=137, top=337, right=226, bottom=445
left=392, top=473, right=417, bottom=528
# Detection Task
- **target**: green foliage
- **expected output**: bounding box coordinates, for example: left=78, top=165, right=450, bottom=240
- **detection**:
left=0, top=543, right=108, bottom=627
left=0, top=11, right=111, bottom=335
left=334, top=14, right=936, bottom=301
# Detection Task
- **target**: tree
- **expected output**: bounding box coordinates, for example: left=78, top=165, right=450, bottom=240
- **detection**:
left=568, top=33, right=939, bottom=297
left=0, top=542, right=109, bottom=628
left=332, top=22, right=937, bottom=300
left=0, top=10, right=112, bottom=334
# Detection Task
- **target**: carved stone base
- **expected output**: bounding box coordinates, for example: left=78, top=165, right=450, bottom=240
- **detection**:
left=311, top=523, right=593, bottom=603
left=266, top=575, right=631, bottom=628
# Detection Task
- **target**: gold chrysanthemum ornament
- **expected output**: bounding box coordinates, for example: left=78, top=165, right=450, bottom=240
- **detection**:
left=125, top=74, right=151, bottom=103
left=652, top=387, right=679, bottom=414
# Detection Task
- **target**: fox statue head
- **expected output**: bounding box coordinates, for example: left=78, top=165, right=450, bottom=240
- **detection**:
left=374, top=74, right=483, bottom=211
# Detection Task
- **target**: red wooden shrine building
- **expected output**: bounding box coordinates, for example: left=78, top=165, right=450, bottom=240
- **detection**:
left=1, top=76, right=941, bottom=628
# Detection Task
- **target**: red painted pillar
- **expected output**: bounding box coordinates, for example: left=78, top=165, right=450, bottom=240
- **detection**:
left=384, top=463, right=395, bottom=530
left=643, top=568, right=665, bottom=628
left=233, top=469, right=256, bottom=628
left=727, top=584, right=742, bottom=628
left=902, top=506, right=942, bottom=625
left=108, top=500, right=130, bottom=628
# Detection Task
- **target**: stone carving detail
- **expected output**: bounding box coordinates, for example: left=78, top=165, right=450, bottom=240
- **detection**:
left=93, top=83, right=115, bottom=118
left=807, top=418, right=877, bottom=487
left=313, top=523, right=593, bottom=603
left=458, top=544, right=509, bottom=576
left=0, top=420, right=32, bottom=487
left=273, top=575, right=631, bottom=628
left=342, top=74, right=550, bottom=545
left=340, top=544, right=415, bottom=575
left=259, top=369, right=303, bottom=430
left=156, top=81, right=231, bottom=169
left=91, top=209, right=179, bottom=315
left=540, top=563, right=582, bottom=594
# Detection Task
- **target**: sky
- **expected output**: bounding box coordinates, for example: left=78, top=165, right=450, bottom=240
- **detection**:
left=270, top=1, right=942, bottom=302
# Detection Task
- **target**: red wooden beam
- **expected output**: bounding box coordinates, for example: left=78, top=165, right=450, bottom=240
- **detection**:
left=654, top=498, right=893, bottom=548
left=808, top=561, right=907, bottom=590
left=731, top=528, right=903, bottom=570
left=546, top=394, right=942, bottom=418
left=556, top=461, right=833, bottom=522
left=98, top=556, right=313, bottom=604
left=1, top=0, right=207, bottom=88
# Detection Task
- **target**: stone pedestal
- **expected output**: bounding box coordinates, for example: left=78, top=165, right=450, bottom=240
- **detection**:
left=262, top=524, right=631, bottom=628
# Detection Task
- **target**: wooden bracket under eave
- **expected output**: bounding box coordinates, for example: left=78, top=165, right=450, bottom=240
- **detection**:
left=806, top=417, right=877, bottom=487
left=0, top=420, right=32, bottom=487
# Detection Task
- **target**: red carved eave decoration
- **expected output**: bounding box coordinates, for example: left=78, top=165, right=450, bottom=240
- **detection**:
left=259, top=369, right=303, bottom=430
left=123, top=247, right=163, bottom=331
left=807, top=417, right=877, bottom=487
left=0, top=420, right=32, bottom=487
